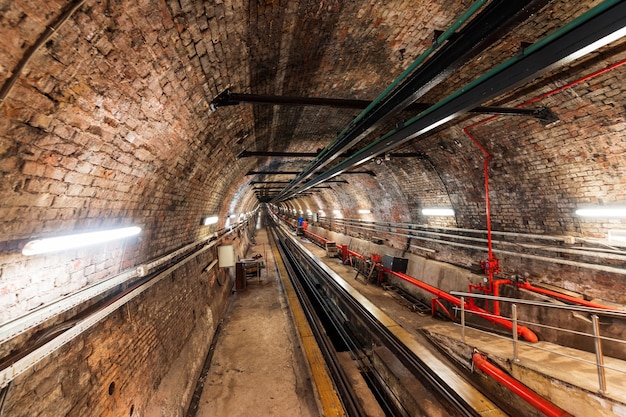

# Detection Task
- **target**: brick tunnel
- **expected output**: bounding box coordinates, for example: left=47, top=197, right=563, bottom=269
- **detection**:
left=1, top=1, right=626, bottom=416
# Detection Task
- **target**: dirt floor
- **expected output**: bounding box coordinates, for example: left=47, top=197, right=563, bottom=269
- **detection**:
left=194, top=227, right=319, bottom=417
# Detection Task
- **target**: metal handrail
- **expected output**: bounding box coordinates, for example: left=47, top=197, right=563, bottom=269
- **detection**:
left=450, top=292, right=626, bottom=395
left=450, top=292, right=626, bottom=318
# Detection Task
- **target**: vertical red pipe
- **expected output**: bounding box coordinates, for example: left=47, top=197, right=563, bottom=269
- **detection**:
left=462, top=58, right=626, bottom=309
left=492, top=279, right=512, bottom=316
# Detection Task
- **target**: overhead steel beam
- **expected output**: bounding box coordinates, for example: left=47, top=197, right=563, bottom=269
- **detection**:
left=239, top=150, right=427, bottom=159
left=250, top=180, right=348, bottom=185
left=239, top=150, right=319, bottom=158
left=253, top=186, right=332, bottom=191
left=251, top=180, right=349, bottom=184
left=276, top=0, right=626, bottom=201
left=211, top=90, right=555, bottom=121
left=246, top=170, right=376, bottom=176
left=273, top=0, right=551, bottom=201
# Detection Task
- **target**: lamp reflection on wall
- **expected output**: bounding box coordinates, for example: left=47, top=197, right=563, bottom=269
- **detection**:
left=575, top=207, right=626, bottom=218
left=22, top=226, right=141, bottom=256
left=422, top=208, right=455, bottom=216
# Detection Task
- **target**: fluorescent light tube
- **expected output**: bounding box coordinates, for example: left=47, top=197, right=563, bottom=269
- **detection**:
left=575, top=207, right=626, bottom=218
left=22, top=226, right=141, bottom=256
left=204, top=216, right=219, bottom=225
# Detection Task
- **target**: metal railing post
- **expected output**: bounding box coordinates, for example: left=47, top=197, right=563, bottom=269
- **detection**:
left=460, top=296, right=466, bottom=342
left=592, top=315, right=607, bottom=394
left=512, top=304, right=519, bottom=362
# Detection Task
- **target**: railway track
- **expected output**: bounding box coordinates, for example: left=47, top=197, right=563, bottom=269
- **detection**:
left=268, top=216, right=504, bottom=417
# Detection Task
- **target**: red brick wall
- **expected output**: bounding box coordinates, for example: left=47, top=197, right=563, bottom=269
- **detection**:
left=2, top=228, right=252, bottom=416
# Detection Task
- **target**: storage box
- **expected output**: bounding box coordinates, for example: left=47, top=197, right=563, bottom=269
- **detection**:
left=382, top=255, right=408, bottom=274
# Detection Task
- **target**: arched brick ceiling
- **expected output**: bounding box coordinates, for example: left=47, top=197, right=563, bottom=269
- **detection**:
left=1, top=0, right=625, bottom=305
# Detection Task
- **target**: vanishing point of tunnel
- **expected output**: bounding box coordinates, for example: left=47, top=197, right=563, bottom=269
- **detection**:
left=1, top=1, right=626, bottom=416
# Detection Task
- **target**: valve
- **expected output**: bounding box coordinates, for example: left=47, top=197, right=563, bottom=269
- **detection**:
left=480, top=256, right=500, bottom=276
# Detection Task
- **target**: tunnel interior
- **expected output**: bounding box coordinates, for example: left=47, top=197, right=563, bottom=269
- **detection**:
left=1, top=0, right=625, bottom=416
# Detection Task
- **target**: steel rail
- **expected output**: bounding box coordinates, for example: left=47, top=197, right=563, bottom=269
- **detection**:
left=271, top=218, right=485, bottom=416
left=270, top=226, right=365, bottom=417
left=278, top=229, right=407, bottom=417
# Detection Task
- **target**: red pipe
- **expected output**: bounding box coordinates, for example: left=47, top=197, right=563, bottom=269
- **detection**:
left=284, top=214, right=537, bottom=342
left=384, top=268, right=537, bottom=342
left=492, top=279, right=512, bottom=316
left=516, top=281, right=615, bottom=310
left=304, top=229, right=329, bottom=245
left=462, top=58, right=626, bottom=305
left=472, top=352, right=573, bottom=417
left=462, top=127, right=499, bottom=294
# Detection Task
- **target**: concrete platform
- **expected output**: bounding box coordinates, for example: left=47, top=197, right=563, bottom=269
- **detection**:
left=194, top=228, right=319, bottom=417
left=193, top=226, right=626, bottom=417
left=296, top=234, right=626, bottom=417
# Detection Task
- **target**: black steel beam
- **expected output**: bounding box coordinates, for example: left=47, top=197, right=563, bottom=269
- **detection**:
left=246, top=170, right=376, bottom=176
left=239, top=150, right=426, bottom=159
left=273, top=0, right=550, bottom=201
left=251, top=180, right=349, bottom=184
left=212, top=90, right=552, bottom=119
left=253, top=186, right=332, bottom=190
left=277, top=0, right=626, bottom=201
left=247, top=171, right=306, bottom=175
left=239, top=150, right=319, bottom=158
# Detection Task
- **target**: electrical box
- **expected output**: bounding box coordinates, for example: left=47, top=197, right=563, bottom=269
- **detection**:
left=383, top=255, right=408, bottom=274
left=217, top=244, right=235, bottom=267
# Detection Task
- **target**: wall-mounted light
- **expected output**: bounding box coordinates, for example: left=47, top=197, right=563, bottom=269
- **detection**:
left=204, top=216, right=219, bottom=225
left=575, top=207, right=626, bottom=218
left=358, top=209, right=371, bottom=214
left=422, top=208, right=455, bottom=216
left=333, top=209, right=341, bottom=215
left=22, top=226, right=141, bottom=256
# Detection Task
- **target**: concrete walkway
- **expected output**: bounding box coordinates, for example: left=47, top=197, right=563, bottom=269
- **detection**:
left=194, top=227, right=319, bottom=417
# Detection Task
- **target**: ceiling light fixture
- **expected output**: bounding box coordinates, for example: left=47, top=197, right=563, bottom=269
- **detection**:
left=358, top=209, right=371, bottom=214
left=22, top=226, right=141, bottom=256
